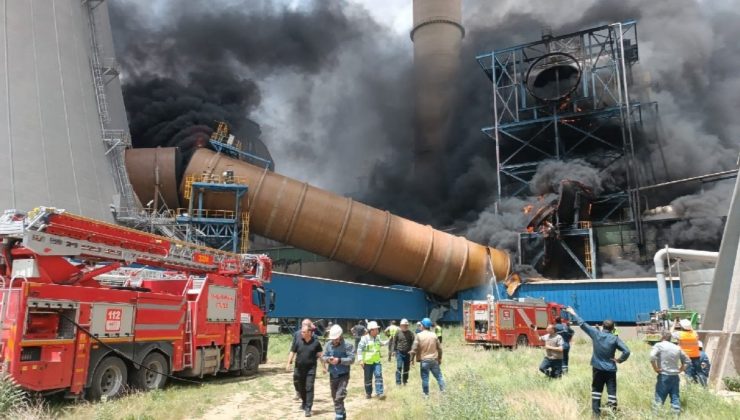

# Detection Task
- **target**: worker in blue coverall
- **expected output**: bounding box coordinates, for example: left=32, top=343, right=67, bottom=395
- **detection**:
left=565, top=307, right=630, bottom=417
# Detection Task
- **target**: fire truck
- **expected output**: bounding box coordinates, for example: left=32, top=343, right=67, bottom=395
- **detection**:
left=463, top=296, right=565, bottom=349
left=0, top=207, right=274, bottom=399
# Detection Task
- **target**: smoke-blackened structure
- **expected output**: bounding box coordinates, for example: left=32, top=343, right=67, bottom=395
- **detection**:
left=110, top=0, right=740, bottom=277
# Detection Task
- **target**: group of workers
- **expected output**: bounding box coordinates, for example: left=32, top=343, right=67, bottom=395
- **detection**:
left=539, top=307, right=711, bottom=417
left=286, top=317, right=444, bottom=419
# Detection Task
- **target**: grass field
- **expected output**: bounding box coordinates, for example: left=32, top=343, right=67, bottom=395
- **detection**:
left=2, top=328, right=739, bottom=419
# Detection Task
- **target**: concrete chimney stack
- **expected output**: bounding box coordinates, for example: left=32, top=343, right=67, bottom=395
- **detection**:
left=411, top=0, right=464, bottom=189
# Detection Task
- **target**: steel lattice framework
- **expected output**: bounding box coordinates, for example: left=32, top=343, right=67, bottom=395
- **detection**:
left=477, top=21, right=647, bottom=277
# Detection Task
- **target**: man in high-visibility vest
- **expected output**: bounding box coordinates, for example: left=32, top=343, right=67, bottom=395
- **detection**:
left=434, top=322, right=443, bottom=344
left=357, top=321, right=386, bottom=399
left=671, top=319, right=706, bottom=386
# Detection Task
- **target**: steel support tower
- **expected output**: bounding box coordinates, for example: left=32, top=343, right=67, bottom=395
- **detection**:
left=478, top=21, right=645, bottom=277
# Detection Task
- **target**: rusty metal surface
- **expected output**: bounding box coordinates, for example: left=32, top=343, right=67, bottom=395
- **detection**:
left=125, top=148, right=181, bottom=210
left=173, top=148, right=509, bottom=297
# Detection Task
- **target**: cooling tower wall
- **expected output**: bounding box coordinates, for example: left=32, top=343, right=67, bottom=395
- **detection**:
left=126, top=147, right=510, bottom=297
left=0, top=0, right=123, bottom=220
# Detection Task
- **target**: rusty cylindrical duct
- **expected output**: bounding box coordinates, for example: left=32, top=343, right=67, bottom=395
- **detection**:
left=126, top=148, right=510, bottom=297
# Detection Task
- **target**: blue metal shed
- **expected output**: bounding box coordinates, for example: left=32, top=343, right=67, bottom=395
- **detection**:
left=442, top=278, right=684, bottom=324
left=268, top=272, right=430, bottom=320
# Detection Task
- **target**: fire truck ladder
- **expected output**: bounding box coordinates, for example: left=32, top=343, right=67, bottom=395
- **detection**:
left=19, top=207, right=258, bottom=275
left=183, top=302, right=194, bottom=368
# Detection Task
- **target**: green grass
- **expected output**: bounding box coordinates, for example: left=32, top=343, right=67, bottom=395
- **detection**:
left=1, top=329, right=739, bottom=419
left=352, top=327, right=740, bottom=420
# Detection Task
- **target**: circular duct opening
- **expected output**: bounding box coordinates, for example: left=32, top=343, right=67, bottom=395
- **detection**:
left=525, top=52, right=581, bottom=102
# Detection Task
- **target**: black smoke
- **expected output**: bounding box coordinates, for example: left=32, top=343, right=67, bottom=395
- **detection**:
left=109, top=0, right=740, bottom=269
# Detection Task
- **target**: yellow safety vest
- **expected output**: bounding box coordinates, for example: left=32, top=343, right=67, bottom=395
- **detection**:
left=435, top=325, right=442, bottom=338
left=386, top=325, right=399, bottom=337
left=362, top=337, right=382, bottom=364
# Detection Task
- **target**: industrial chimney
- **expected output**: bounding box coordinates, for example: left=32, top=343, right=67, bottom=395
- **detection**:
left=411, top=0, right=465, bottom=190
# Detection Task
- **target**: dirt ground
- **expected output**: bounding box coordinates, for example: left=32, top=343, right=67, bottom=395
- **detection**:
left=194, top=363, right=382, bottom=420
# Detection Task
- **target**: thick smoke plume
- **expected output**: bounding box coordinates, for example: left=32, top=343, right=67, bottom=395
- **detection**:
left=110, top=0, right=740, bottom=272
left=110, top=0, right=413, bottom=192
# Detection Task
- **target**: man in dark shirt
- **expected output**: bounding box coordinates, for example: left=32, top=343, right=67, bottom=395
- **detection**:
left=565, top=307, right=630, bottom=417
left=287, top=326, right=323, bottom=417
left=389, top=318, right=415, bottom=385
left=350, top=321, right=367, bottom=353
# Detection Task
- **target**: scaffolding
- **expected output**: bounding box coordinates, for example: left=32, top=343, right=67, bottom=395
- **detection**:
left=478, top=21, right=647, bottom=277
left=179, top=174, right=250, bottom=253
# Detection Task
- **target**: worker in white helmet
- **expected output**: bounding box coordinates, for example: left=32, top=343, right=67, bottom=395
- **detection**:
left=389, top=319, right=415, bottom=385
left=356, top=320, right=387, bottom=399
left=321, top=325, right=354, bottom=420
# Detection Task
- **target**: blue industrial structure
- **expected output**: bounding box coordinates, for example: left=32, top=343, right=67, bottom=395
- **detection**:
left=477, top=21, right=653, bottom=277
left=178, top=179, right=248, bottom=253
left=268, top=272, right=429, bottom=320
left=441, top=278, right=683, bottom=325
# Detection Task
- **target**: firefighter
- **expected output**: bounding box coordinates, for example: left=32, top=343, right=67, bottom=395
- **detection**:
left=357, top=321, right=386, bottom=399
left=671, top=319, right=706, bottom=386
left=287, top=325, right=323, bottom=417
left=390, top=318, right=415, bottom=385
left=410, top=318, right=445, bottom=397
left=555, top=316, right=574, bottom=373
left=538, top=324, right=564, bottom=378
left=650, top=330, right=690, bottom=414
left=564, top=307, right=630, bottom=417
left=434, top=322, right=443, bottom=344
left=322, top=325, right=354, bottom=420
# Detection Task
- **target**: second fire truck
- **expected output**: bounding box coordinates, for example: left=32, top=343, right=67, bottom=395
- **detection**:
left=0, top=207, right=274, bottom=399
left=463, top=295, right=565, bottom=349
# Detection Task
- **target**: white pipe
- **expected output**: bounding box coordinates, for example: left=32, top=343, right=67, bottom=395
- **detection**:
left=654, top=247, right=719, bottom=311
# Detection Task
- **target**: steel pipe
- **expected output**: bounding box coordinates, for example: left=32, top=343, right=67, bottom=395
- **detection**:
left=126, top=148, right=510, bottom=297
left=654, top=246, right=718, bottom=311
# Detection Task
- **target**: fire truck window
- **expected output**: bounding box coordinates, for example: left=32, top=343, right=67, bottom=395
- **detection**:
left=475, top=320, right=488, bottom=333
left=253, top=286, right=266, bottom=311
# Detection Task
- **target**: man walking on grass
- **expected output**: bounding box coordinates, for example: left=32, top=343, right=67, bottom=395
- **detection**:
left=538, top=324, right=564, bottom=378
left=410, top=318, right=445, bottom=397
left=357, top=321, right=386, bottom=399
left=651, top=330, right=690, bottom=414
left=287, top=325, right=323, bottom=417
left=322, top=325, right=354, bottom=420
left=565, top=307, right=630, bottom=417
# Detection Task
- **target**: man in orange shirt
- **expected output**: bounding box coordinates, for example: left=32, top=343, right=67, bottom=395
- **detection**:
left=671, top=319, right=706, bottom=386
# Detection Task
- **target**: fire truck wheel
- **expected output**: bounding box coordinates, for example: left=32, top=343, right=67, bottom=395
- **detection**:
left=241, top=345, right=261, bottom=376
left=132, top=352, right=169, bottom=391
left=515, top=334, right=529, bottom=348
left=88, top=356, right=128, bottom=400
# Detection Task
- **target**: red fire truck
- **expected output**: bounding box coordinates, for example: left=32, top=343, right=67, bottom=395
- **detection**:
left=0, top=207, right=274, bottom=399
left=463, top=296, right=565, bottom=349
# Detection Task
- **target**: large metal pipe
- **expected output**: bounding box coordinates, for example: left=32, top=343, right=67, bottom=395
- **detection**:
left=126, top=148, right=510, bottom=297
left=654, top=247, right=718, bottom=311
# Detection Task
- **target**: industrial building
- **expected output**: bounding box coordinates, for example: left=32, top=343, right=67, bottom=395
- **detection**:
left=0, top=0, right=737, bottom=390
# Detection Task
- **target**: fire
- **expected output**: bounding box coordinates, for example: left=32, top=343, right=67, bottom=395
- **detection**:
left=523, top=204, right=534, bottom=214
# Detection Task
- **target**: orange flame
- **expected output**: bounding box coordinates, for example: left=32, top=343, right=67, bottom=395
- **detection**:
left=523, top=204, right=534, bottom=214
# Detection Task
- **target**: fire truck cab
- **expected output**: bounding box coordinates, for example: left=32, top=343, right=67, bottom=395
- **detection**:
left=463, top=296, right=565, bottom=349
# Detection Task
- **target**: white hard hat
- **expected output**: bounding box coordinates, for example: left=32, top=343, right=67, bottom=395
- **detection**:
left=367, top=321, right=380, bottom=330
left=400, top=318, right=409, bottom=325
left=328, top=324, right=343, bottom=340
left=679, top=319, right=693, bottom=330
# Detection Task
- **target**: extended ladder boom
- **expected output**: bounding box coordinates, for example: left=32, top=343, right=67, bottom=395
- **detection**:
left=1, top=207, right=269, bottom=277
